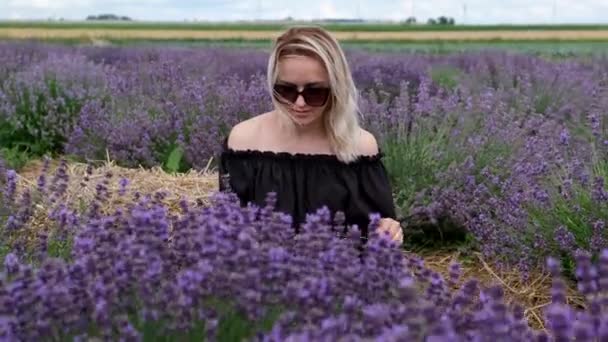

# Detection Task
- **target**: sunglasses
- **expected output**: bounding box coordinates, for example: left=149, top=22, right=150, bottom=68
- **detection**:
left=272, top=83, right=331, bottom=107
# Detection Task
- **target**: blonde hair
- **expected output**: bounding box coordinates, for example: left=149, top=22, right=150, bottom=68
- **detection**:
left=267, top=25, right=361, bottom=163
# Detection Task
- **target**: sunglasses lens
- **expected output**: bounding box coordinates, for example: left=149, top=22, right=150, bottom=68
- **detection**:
left=273, top=84, right=330, bottom=107
left=273, top=84, right=298, bottom=103
left=302, top=87, right=330, bottom=106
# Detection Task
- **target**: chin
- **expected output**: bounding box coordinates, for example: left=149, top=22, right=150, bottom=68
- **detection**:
left=291, top=114, right=322, bottom=127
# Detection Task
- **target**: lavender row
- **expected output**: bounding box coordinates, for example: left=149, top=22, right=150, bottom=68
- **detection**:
left=1, top=42, right=608, bottom=271
left=1, top=162, right=608, bottom=340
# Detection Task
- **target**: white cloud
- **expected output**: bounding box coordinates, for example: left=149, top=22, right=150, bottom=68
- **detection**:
left=319, top=1, right=339, bottom=18
left=276, top=9, right=292, bottom=20
left=0, top=0, right=606, bottom=23
left=28, top=0, right=54, bottom=9
left=7, top=0, right=94, bottom=10
left=400, top=0, right=415, bottom=18
left=8, top=12, right=23, bottom=20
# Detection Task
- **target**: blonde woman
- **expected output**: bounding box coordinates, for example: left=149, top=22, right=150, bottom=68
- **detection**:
left=219, top=26, right=403, bottom=245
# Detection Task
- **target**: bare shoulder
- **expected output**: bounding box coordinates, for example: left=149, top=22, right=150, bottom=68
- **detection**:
left=226, top=112, right=271, bottom=150
left=357, top=128, right=380, bottom=156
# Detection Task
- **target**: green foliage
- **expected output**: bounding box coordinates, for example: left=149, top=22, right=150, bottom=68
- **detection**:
left=534, top=93, right=553, bottom=115
left=164, top=145, right=185, bottom=174
left=382, top=108, right=512, bottom=211
left=0, top=146, right=35, bottom=171
left=472, top=142, right=513, bottom=182
left=430, top=66, right=461, bottom=91
left=593, top=157, right=608, bottom=181
left=525, top=158, right=608, bottom=275
left=127, top=300, right=283, bottom=341
left=155, top=139, right=190, bottom=174
left=382, top=120, right=463, bottom=210
left=0, top=243, right=10, bottom=266
left=215, top=304, right=281, bottom=342
left=47, top=235, right=73, bottom=261
left=0, top=78, right=83, bottom=162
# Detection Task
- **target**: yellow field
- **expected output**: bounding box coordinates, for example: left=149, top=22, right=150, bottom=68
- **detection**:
left=2, top=28, right=608, bottom=41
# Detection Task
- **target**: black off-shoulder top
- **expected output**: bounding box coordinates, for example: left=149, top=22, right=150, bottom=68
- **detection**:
left=218, top=138, right=397, bottom=239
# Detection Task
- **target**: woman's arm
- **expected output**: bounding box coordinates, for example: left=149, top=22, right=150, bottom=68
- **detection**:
left=357, top=129, right=403, bottom=244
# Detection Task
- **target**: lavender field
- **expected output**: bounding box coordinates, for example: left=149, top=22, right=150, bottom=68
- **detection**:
left=1, top=40, right=608, bottom=339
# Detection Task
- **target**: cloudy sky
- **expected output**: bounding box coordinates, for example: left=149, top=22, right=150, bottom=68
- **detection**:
left=1, top=0, right=607, bottom=24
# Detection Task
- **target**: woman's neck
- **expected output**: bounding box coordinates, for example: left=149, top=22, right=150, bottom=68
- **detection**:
left=273, top=110, right=326, bottom=139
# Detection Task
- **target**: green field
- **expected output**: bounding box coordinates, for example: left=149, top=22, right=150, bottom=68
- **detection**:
left=2, top=20, right=608, bottom=56
left=1, top=20, right=608, bottom=31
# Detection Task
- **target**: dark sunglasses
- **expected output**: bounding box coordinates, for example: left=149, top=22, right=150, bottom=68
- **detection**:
left=272, top=83, right=330, bottom=107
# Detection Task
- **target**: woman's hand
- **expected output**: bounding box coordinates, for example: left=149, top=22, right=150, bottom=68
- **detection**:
left=377, top=218, right=404, bottom=245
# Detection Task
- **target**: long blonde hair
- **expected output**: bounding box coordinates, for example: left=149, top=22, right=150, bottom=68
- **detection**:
left=267, top=26, right=361, bottom=163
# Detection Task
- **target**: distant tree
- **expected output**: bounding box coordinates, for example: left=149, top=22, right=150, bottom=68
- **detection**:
left=86, top=14, right=132, bottom=21
left=404, top=16, right=417, bottom=24
left=427, top=16, right=455, bottom=25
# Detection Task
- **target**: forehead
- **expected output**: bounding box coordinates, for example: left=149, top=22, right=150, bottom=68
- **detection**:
left=277, top=54, right=328, bottom=85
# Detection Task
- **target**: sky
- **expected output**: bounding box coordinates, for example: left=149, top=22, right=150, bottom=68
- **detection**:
left=1, top=0, right=607, bottom=25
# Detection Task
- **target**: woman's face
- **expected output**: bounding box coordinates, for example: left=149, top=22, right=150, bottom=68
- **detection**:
left=274, top=54, right=331, bottom=128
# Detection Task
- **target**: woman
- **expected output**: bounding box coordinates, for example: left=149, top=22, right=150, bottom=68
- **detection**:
left=218, top=25, right=403, bottom=244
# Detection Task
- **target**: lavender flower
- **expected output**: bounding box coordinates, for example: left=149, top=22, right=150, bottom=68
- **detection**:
left=1, top=41, right=608, bottom=340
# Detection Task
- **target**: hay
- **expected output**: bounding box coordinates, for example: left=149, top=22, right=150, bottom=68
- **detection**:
left=16, top=157, right=218, bottom=211
left=12, top=157, right=583, bottom=331
left=12, top=157, right=218, bottom=246
left=414, top=249, right=584, bottom=331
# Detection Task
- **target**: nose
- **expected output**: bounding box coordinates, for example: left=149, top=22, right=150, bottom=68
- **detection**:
left=294, top=94, right=307, bottom=107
